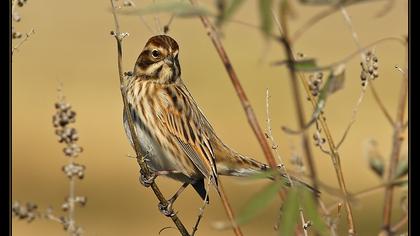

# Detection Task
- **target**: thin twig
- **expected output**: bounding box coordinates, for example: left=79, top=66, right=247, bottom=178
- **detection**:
left=273, top=37, right=406, bottom=72
left=217, top=182, right=243, bottom=236
left=272, top=8, right=320, bottom=199
left=189, top=0, right=278, bottom=170
left=390, top=213, right=408, bottom=233
left=326, top=179, right=408, bottom=212
left=274, top=8, right=357, bottom=235
left=187, top=3, right=248, bottom=235
left=12, top=28, right=35, bottom=55
left=370, top=84, right=395, bottom=126
left=291, top=0, right=397, bottom=43
left=267, top=89, right=309, bottom=235
left=335, top=7, right=369, bottom=149
left=381, top=47, right=408, bottom=235
left=68, top=168, right=76, bottom=234
left=299, top=208, right=309, bottom=236
left=265, top=89, right=294, bottom=185
left=110, top=1, right=190, bottom=235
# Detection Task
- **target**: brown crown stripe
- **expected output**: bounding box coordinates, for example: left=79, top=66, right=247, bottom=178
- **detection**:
left=146, top=35, right=179, bottom=52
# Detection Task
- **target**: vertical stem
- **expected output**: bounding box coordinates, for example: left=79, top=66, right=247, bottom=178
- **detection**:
left=218, top=182, right=244, bottom=236
left=273, top=9, right=319, bottom=197
left=68, top=170, right=75, bottom=234
left=110, top=1, right=190, bottom=235
left=381, top=70, right=408, bottom=235
left=274, top=7, right=356, bottom=234
left=190, top=0, right=278, bottom=169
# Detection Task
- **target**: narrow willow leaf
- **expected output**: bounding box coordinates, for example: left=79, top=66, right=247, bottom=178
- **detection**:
left=217, top=0, right=246, bottom=26
left=393, top=179, right=408, bottom=187
left=236, top=182, right=282, bottom=225
left=301, top=188, right=328, bottom=235
left=369, top=157, right=384, bottom=177
left=259, top=0, right=273, bottom=38
left=294, top=58, right=317, bottom=71
left=394, top=159, right=408, bottom=179
left=298, top=0, right=341, bottom=5
left=279, top=188, right=300, bottom=236
left=245, top=168, right=280, bottom=180
left=364, top=139, right=385, bottom=178
left=116, top=1, right=212, bottom=17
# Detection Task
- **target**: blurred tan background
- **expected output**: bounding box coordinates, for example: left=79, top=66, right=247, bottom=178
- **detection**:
left=12, top=0, right=408, bottom=235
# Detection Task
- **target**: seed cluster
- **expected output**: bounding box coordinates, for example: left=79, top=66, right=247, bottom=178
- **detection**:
left=12, top=202, right=38, bottom=223
left=308, top=72, right=323, bottom=97
left=313, top=131, right=326, bottom=147
left=360, top=51, right=379, bottom=86
left=52, top=95, right=86, bottom=235
left=61, top=196, right=87, bottom=211
left=53, top=101, right=83, bottom=157
left=62, top=162, right=86, bottom=179
left=12, top=0, right=28, bottom=39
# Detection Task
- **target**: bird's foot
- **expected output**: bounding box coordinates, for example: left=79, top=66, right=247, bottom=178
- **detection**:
left=158, top=201, right=175, bottom=217
left=139, top=171, right=156, bottom=188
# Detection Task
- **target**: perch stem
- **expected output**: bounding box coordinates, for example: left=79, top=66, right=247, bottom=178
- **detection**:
left=110, top=1, right=190, bottom=235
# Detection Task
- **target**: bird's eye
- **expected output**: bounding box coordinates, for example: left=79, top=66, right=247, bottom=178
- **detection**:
left=151, top=49, right=160, bottom=58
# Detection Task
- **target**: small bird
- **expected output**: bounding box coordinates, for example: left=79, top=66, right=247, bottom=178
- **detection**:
left=123, top=35, right=314, bottom=215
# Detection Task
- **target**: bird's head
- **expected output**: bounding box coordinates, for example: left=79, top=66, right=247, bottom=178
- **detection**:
left=133, top=35, right=181, bottom=84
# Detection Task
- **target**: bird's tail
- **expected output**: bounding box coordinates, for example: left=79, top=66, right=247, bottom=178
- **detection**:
left=214, top=144, right=319, bottom=194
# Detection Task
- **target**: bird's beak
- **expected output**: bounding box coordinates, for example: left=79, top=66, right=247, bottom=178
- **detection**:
left=164, top=55, right=174, bottom=66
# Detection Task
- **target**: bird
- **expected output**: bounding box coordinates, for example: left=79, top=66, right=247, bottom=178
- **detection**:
left=123, top=35, right=316, bottom=216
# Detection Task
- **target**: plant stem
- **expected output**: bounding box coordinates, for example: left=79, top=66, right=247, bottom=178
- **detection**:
left=110, top=1, right=190, bottom=235
left=68, top=169, right=75, bottom=234
left=273, top=7, right=319, bottom=198
left=274, top=7, right=356, bottom=235
left=370, top=84, right=394, bottom=126
left=191, top=1, right=278, bottom=170
left=218, top=182, right=244, bottom=236
left=381, top=68, right=408, bottom=235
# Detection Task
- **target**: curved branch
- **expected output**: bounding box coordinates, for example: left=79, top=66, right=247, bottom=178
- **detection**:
left=272, top=37, right=406, bottom=73
left=110, top=1, right=190, bottom=235
left=291, top=0, right=398, bottom=43
left=370, top=83, right=395, bottom=126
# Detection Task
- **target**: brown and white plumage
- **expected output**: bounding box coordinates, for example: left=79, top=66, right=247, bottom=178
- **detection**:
left=123, top=35, right=314, bottom=201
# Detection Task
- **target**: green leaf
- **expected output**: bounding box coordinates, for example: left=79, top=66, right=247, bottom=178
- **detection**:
left=217, top=0, right=246, bottom=26
left=368, top=156, right=384, bottom=177
left=259, top=0, right=273, bottom=38
left=309, top=65, right=346, bottom=120
left=301, top=188, right=329, bottom=235
left=279, top=188, right=300, bottom=236
left=294, top=58, right=317, bottom=70
left=364, top=139, right=385, bottom=178
left=116, top=1, right=212, bottom=17
left=244, top=168, right=281, bottom=180
left=298, top=0, right=341, bottom=5
left=236, top=182, right=282, bottom=225
left=394, top=158, right=408, bottom=179
left=393, top=179, right=408, bottom=187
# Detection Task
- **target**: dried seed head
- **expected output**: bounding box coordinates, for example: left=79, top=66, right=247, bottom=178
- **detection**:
left=17, top=0, right=28, bottom=7
left=62, top=163, right=86, bottom=178
left=13, top=13, right=21, bottom=22
left=123, top=0, right=134, bottom=7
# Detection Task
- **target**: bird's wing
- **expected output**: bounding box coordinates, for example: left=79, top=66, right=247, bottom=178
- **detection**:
left=156, top=84, right=218, bottom=186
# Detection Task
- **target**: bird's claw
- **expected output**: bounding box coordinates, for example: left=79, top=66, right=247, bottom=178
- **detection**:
left=139, top=171, right=156, bottom=187
left=158, top=202, right=175, bottom=217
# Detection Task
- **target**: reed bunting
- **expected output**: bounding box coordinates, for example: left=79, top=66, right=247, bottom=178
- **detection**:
left=123, top=35, right=315, bottom=215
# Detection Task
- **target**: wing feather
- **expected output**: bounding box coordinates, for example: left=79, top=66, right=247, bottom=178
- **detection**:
left=157, top=84, right=218, bottom=186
